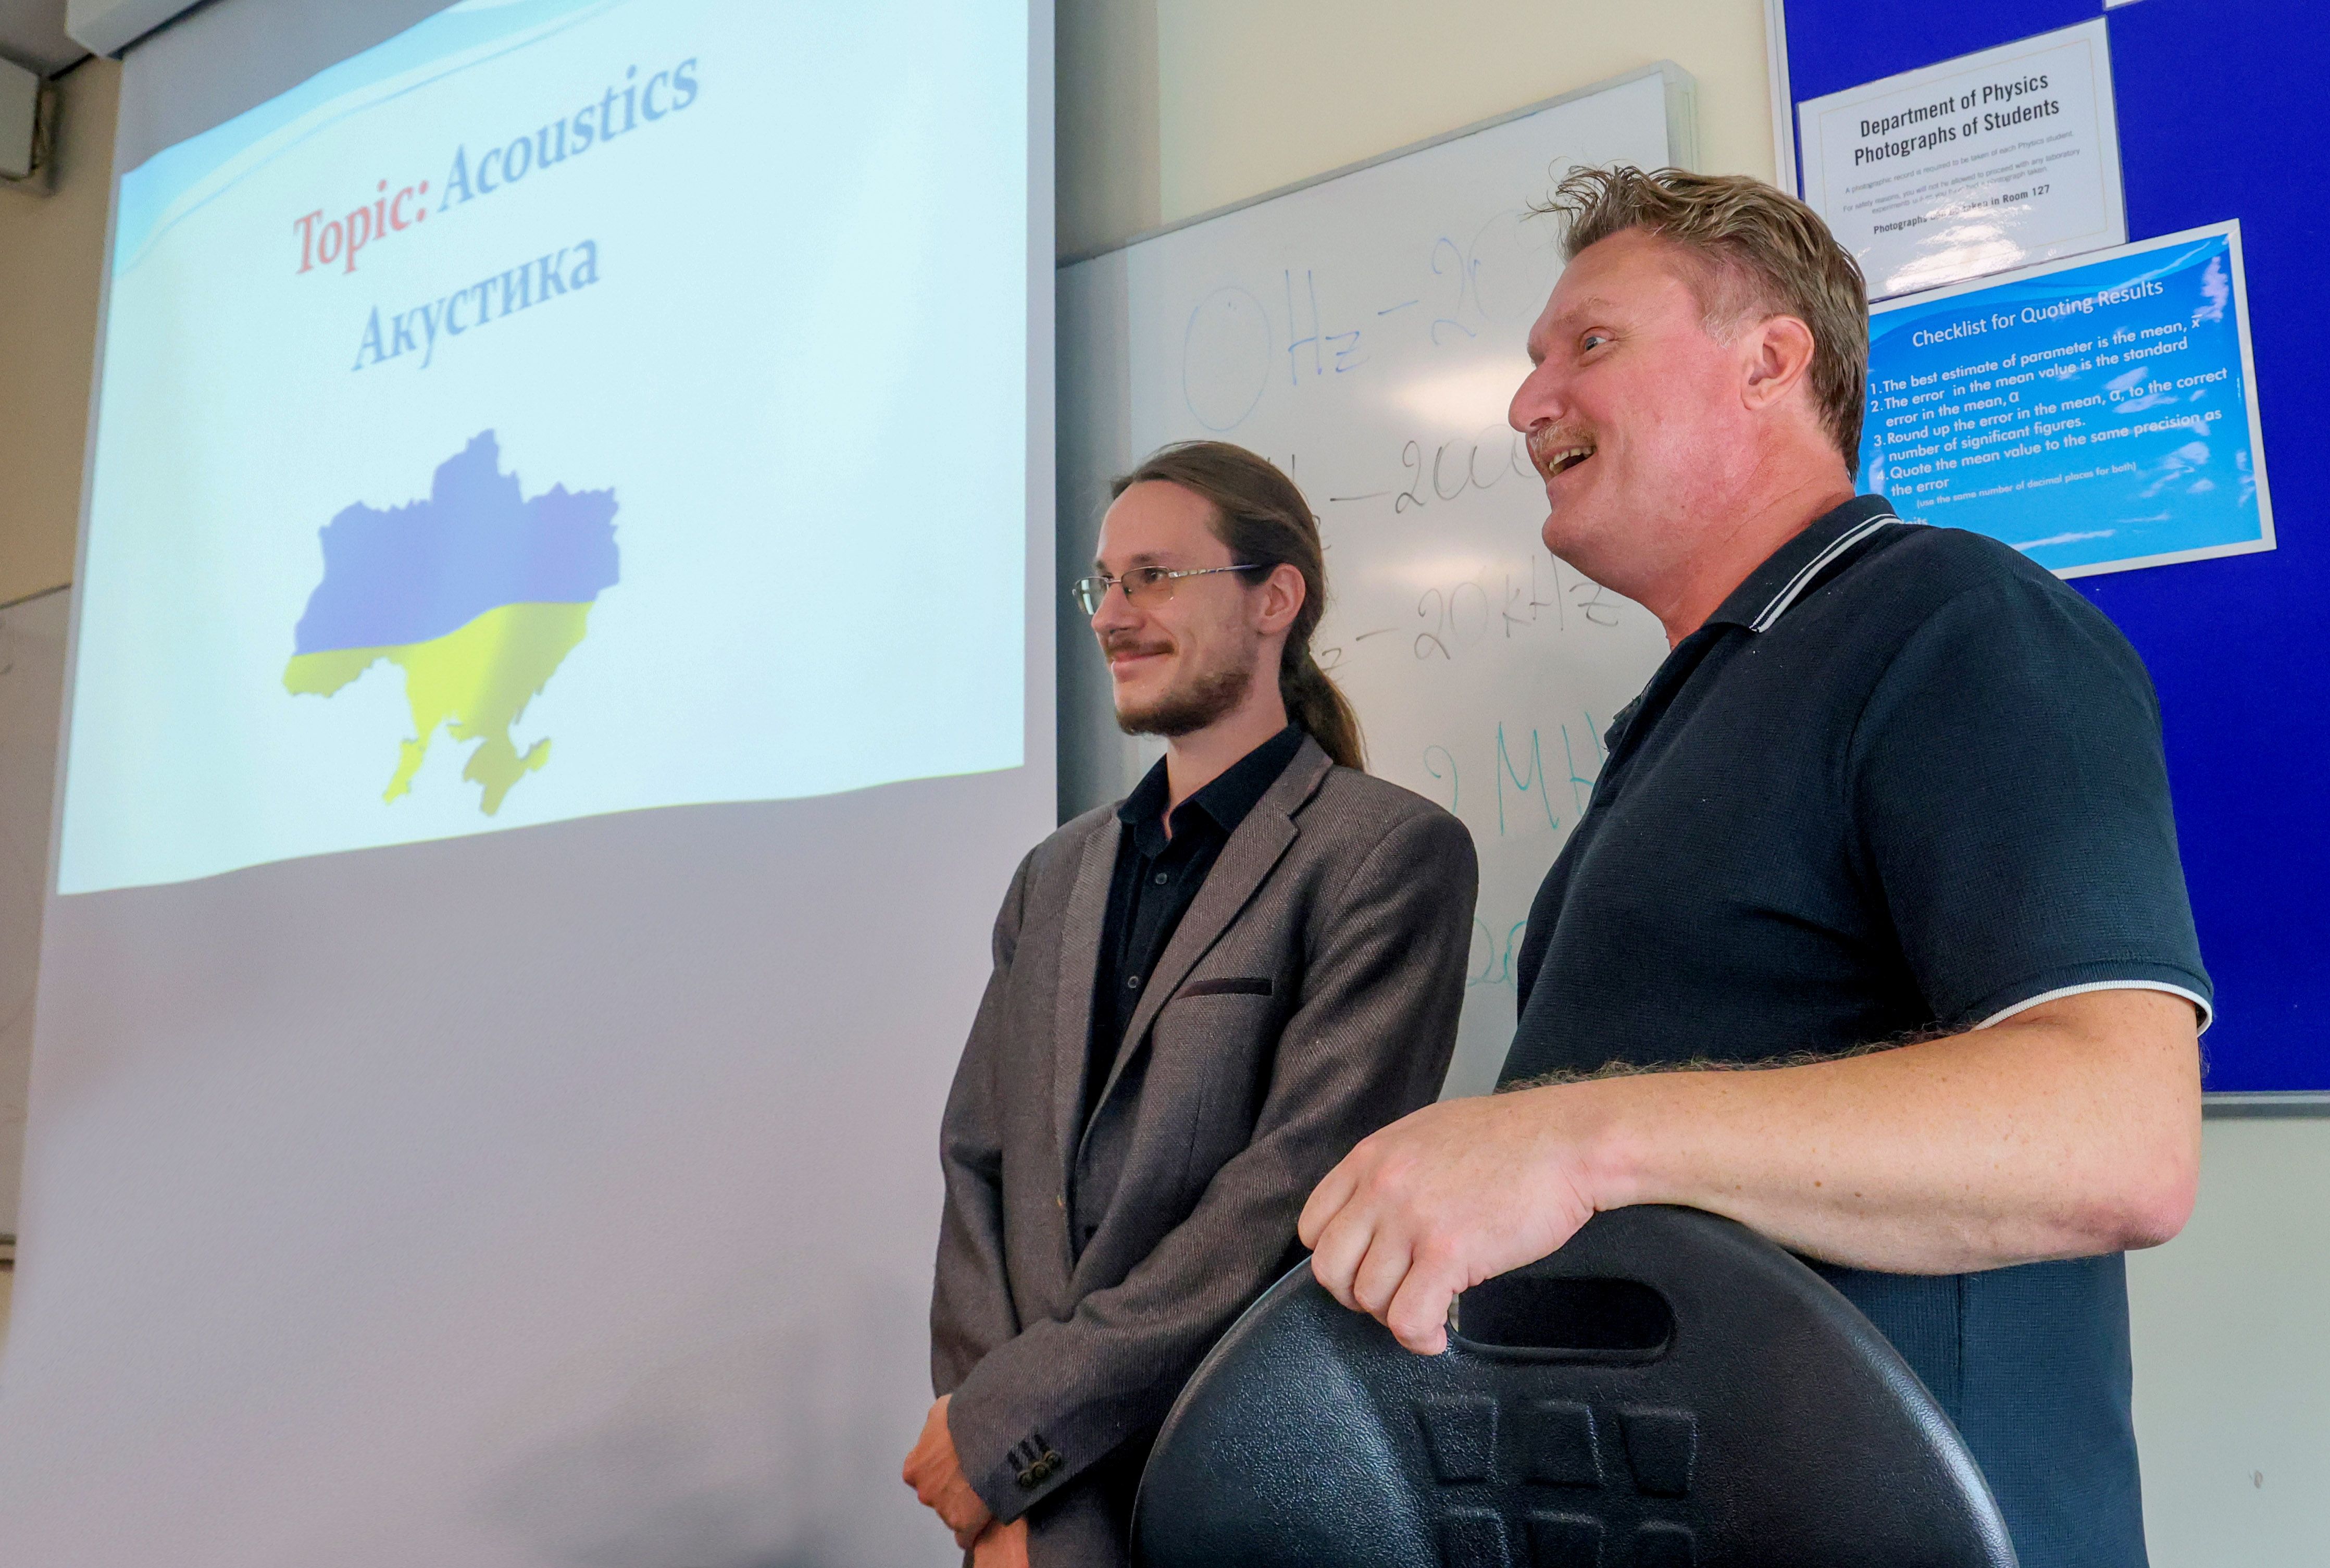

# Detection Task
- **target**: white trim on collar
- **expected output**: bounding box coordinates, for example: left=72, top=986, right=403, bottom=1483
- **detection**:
left=1749, top=513, right=1900, bottom=632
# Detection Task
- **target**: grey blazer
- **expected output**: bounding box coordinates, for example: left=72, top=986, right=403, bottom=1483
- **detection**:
left=929, top=736, right=1478, bottom=1567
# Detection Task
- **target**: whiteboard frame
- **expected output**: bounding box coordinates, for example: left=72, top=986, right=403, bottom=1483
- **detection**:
left=2205, top=1093, right=2330, bottom=1119
left=1764, top=0, right=1798, bottom=194
left=1055, top=61, right=1699, bottom=269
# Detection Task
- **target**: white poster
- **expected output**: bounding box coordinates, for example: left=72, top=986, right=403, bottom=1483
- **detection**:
left=1798, top=20, right=2125, bottom=299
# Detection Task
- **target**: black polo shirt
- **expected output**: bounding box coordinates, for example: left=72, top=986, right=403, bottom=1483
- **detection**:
left=1088, top=725, right=1305, bottom=1127
left=1503, top=496, right=2210, bottom=1568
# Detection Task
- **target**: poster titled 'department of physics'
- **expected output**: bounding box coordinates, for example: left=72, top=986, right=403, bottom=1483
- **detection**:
left=1799, top=19, right=2126, bottom=299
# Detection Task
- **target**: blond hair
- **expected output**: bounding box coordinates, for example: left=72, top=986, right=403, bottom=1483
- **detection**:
left=1539, top=166, right=1869, bottom=464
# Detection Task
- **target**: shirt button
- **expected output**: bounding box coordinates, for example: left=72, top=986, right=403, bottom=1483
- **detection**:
left=1127, top=975, right=1141, bottom=990
left=1154, top=872, right=1168, bottom=885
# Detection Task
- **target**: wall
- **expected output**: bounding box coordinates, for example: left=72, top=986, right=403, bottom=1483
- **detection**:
left=2127, top=1118, right=2330, bottom=1560
left=1053, top=5, right=2328, bottom=1564
left=0, top=57, right=114, bottom=606
left=1058, top=0, right=1775, bottom=260
left=0, top=57, right=114, bottom=1352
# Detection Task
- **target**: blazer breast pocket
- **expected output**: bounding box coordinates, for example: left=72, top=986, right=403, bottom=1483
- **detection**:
left=1143, top=979, right=1278, bottom=1202
left=1174, top=976, right=1273, bottom=999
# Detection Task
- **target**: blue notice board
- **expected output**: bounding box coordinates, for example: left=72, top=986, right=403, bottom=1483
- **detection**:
left=1780, top=0, right=2327, bottom=1098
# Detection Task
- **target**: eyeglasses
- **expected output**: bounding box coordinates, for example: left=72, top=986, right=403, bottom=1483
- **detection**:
left=1071, top=564, right=1266, bottom=617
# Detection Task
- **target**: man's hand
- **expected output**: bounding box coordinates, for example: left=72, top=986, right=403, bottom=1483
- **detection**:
left=973, top=1518, right=1031, bottom=1567
left=1299, top=1089, right=1604, bottom=1355
left=901, top=1394, right=993, bottom=1548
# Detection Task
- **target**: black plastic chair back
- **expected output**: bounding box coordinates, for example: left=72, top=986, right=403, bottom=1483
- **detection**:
left=1135, top=1205, right=2016, bottom=1567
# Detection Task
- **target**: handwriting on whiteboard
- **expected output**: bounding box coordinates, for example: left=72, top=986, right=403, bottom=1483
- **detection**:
left=1412, top=710, right=1614, bottom=998
left=1181, top=210, right=1563, bottom=434
left=1314, top=551, right=1629, bottom=677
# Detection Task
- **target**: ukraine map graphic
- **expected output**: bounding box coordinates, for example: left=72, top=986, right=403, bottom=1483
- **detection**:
left=283, top=431, right=619, bottom=814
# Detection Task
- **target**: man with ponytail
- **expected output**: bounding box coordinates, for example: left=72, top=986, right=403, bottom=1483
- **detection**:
left=906, top=441, right=1477, bottom=1567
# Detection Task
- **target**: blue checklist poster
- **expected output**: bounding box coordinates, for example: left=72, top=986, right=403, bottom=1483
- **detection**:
left=1861, top=223, right=2273, bottom=578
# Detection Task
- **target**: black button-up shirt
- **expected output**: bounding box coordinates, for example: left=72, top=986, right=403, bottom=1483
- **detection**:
left=1504, top=496, right=2210, bottom=1568
left=1087, top=725, right=1305, bottom=1127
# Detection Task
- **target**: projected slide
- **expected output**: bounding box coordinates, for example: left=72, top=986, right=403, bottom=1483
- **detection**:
left=61, top=0, right=1029, bottom=893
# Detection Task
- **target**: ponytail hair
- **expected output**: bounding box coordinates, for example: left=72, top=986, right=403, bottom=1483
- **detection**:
left=1110, top=441, right=1366, bottom=770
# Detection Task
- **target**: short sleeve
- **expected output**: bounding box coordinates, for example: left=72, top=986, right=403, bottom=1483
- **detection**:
left=1848, top=570, right=2212, bottom=1032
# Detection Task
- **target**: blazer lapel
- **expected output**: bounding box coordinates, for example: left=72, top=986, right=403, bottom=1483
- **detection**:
left=1052, top=814, right=1122, bottom=1181
left=1083, top=738, right=1335, bottom=1125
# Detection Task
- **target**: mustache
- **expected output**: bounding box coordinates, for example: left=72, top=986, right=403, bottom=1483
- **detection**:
left=1525, top=422, right=1596, bottom=477
left=1101, top=630, right=1174, bottom=659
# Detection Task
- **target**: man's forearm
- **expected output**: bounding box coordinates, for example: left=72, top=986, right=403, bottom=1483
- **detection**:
left=1554, top=988, right=2200, bottom=1273
left=1301, top=987, right=2201, bottom=1354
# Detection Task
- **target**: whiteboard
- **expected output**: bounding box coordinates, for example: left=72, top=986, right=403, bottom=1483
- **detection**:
left=1059, top=68, right=1690, bottom=1096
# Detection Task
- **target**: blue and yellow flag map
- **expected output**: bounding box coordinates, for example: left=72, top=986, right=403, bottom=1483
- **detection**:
left=284, top=431, right=619, bottom=813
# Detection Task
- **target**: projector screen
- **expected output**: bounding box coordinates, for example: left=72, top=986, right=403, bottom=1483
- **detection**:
left=67, top=0, right=1030, bottom=892
left=0, top=1, right=1052, bottom=1563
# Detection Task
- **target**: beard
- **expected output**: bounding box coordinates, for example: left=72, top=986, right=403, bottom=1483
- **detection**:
left=1113, top=650, right=1255, bottom=738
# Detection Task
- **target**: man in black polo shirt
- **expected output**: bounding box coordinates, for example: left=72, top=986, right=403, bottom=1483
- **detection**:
left=1300, top=168, right=2210, bottom=1568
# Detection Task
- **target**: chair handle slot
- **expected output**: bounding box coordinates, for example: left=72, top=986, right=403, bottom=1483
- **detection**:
left=1451, top=1274, right=1674, bottom=1363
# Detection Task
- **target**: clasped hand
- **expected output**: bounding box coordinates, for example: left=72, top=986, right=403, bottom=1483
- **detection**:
left=899, top=1396, right=1031, bottom=1562
left=901, top=1393, right=992, bottom=1548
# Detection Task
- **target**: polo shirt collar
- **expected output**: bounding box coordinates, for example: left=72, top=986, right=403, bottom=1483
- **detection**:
left=1705, top=495, right=1900, bottom=634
